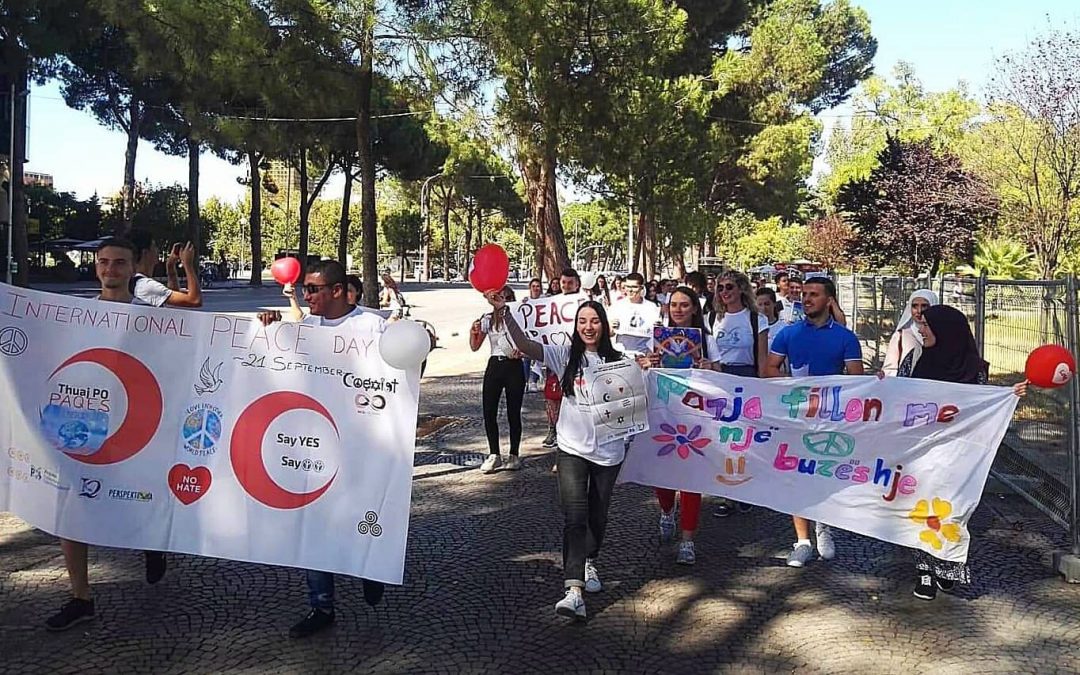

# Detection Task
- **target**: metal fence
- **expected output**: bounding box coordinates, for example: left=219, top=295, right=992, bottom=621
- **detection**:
left=836, top=275, right=1080, bottom=557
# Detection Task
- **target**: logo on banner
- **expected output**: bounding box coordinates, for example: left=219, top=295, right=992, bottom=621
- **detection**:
left=230, top=391, right=340, bottom=510
left=181, top=403, right=223, bottom=457
left=342, top=375, right=397, bottom=414
left=281, top=456, right=326, bottom=473
left=44, top=348, right=163, bottom=465
left=357, top=511, right=383, bottom=537
left=194, top=358, right=224, bottom=396
left=109, top=488, right=153, bottom=502
left=354, top=393, right=386, bottom=413
left=79, top=478, right=102, bottom=498
left=0, top=326, right=28, bottom=356
left=168, top=464, right=212, bottom=505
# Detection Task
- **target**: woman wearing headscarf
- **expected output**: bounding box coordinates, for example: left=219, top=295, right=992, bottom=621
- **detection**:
left=882, top=290, right=939, bottom=377
left=888, top=304, right=1027, bottom=600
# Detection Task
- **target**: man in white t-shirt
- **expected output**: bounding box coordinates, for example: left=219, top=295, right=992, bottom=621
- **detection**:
left=46, top=238, right=171, bottom=632
left=258, top=259, right=387, bottom=639
left=608, top=272, right=660, bottom=355
left=129, top=230, right=203, bottom=308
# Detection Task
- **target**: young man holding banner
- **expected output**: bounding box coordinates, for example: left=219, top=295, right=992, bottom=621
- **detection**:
left=47, top=238, right=167, bottom=631
left=608, top=272, right=660, bottom=356
left=258, top=260, right=388, bottom=638
left=764, top=277, right=864, bottom=568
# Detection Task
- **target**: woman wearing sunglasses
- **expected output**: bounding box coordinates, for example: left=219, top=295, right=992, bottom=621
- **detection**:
left=705, top=271, right=768, bottom=517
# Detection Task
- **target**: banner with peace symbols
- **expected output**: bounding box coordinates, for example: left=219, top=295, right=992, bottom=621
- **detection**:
left=0, top=284, right=419, bottom=584
left=619, top=369, right=1019, bottom=562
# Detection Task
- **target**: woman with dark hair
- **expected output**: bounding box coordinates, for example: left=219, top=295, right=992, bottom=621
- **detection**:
left=641, top=286, right=719, bottom=565
left=346, top=275, right=363, bottom=307
left=470, top=285, right=525, bottom=473
left=594, top=275, right=612, bottom=306
left=886, top=304, right=1027, bottom=600
left=489, top=293, right=641, bottom=621
left=645, top=280, right=659, bottom=304
left=547, top=278, right=561, bottom=296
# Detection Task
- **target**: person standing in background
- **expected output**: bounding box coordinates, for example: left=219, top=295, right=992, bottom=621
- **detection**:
left=470, top=285, right=526, bottom=473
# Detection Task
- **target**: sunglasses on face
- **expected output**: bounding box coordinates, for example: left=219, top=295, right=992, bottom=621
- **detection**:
left=302, top=283, right=335, bottom=295
left=719, top=283, right=737, bottom=292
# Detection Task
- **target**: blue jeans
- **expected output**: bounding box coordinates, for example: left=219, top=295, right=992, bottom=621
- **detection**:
left=306, top=570, right=334, bottom=610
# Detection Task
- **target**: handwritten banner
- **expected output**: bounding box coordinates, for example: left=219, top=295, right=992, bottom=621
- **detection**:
left=0, top=284, right=419, bottom=583
left=509, top=293, right=589, bottom=345
left=580, top=359, right=649, bottom=444
left=620, top=369, right=1018, bottom=562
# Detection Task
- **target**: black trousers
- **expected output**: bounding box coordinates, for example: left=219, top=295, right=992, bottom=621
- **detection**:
left=482, top=356, right=525, bottom=456
left=556, top=450, right=622, bottom=588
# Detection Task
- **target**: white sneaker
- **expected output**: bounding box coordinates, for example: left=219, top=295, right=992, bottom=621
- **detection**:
left=555, top=587, right=586, bottom=620
left=480, top=454, right=502, bottom=474
left=815, top=522, right=836, bottom=560
left=584, top=559, right=602, bottom=593
left=503, top=455, right=523, bottom=471
left=676, top=541, right=696, bottom=565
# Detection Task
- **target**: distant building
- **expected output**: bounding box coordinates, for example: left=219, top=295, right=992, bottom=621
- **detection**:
left=262, top=159, right=322, bottom=207
left=24, top=171, right=53, bottom=188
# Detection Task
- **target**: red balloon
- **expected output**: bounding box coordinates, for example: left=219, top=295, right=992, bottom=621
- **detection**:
left=469, top=244, right=510, bottom=293
left=271, top=257, right=301, bottom=285
left=1025, top=344, right=1076, bottom=388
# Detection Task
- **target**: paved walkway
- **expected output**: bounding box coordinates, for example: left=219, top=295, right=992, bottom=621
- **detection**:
left=2, top=371, right=1080, bottom=674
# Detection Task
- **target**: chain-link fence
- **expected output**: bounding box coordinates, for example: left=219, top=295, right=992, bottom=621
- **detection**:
left=837, top=275, right=1080, bottom=555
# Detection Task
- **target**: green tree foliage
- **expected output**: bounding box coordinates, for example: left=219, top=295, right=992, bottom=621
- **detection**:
left=25, top=185, right=103, bottom=242
left=837, top=136, right=997, bottom=276
left=957, top=237, right=1036, bottom=280
left=717, top=216, right=807, bottom=270
left=820, top=62, right=980, bottom=203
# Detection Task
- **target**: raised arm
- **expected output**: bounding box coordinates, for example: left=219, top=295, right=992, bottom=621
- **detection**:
left=469, top=318, right=486, bottom=352
left=486, top=291, right=543, bottom=361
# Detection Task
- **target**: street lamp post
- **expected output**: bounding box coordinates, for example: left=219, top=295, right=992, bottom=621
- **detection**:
left=419, top=172, right=443, bottom=283
left=5, top=80, right=15, bottom=285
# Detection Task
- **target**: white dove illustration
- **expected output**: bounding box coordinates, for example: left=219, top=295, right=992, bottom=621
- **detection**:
left=194, top=358, right=223, bottom=396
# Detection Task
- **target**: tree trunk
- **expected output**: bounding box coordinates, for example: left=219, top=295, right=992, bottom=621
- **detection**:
left=462, top=201, right=474, bottom=282
left=10, top=66, right=28, bottom=286
left=247, top=151, right=263, bottom=286
left=637, top=211, right=657, bottom=280
left=121, top=97, right=142, bottom=232
left=338, top=163, right=353, bottom=266
left=440, top=185, right=453, bottom=282
left=356, top=32, right=378, bottom=308
left=520, top=146, right=568, bottom=280
left=187, top=133, right=200, bottom=253
left=298, top=148, right=310, bottom=266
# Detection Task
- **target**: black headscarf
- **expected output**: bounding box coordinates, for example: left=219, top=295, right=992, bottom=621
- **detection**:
left=910, top=305, right=984, bottom=384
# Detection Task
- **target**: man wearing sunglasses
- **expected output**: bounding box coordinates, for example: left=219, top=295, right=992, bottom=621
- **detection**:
left=257, top=259, right=387, bottom=638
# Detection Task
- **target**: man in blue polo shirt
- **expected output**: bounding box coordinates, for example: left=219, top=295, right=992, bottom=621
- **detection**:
left=765, top=276, right=864, bottom=567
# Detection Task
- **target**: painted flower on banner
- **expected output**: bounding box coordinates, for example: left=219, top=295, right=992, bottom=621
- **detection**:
left=908, top=497, right=962, bottom=550
left=654, top=423, right=710, bottom=459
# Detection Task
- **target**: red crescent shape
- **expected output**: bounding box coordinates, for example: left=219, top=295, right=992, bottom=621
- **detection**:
left=230, top=391, right=340, bottom=510
left=51, top=348, right=163, bottom=465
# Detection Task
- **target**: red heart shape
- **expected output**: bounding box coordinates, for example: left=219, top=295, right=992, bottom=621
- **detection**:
left=168, top=464, right=212, bottom=505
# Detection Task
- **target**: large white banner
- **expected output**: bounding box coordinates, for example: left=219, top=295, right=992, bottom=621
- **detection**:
left=620, top=369, right=1018, bottom=562
left=0, top=284, right=419, bottom=583
left=509, top=293, right=588, bottom=345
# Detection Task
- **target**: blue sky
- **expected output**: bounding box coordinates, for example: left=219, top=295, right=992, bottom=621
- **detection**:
left=22, top=0, right=1080, bottom=203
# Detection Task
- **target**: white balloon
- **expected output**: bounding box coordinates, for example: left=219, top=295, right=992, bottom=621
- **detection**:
left=579, top=271, right=597, bottom=290
left=378, top=320, right=432, bottom=370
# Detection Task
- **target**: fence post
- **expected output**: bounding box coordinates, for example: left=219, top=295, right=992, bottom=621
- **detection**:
left=975, top=273, right=987, bottom=355
left=851, top=274, right=858, bottom=332
left=1054, top=275, right=1080, bottom=580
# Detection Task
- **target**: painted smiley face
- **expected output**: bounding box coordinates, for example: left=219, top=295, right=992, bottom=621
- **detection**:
left=715, top=454, right=753, bottom=486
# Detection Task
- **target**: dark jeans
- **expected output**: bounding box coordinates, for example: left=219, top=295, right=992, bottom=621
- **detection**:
left=556, top=450, right=622, bottom=588
left=483, top=356, right=525, bottom=456
left=306, top=570, right=334, bottom=610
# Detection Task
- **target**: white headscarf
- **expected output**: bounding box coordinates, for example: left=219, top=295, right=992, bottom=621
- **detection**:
left=896, top=289, right=940, bottom=345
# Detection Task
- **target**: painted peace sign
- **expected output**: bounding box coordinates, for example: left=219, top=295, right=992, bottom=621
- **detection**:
left=802, top=431, right=855, bottom=458
left=0, top=326, right=28, bottom=357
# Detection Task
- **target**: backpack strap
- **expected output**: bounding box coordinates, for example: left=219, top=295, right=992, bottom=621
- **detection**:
left=750, top=310, right=760, bottom=374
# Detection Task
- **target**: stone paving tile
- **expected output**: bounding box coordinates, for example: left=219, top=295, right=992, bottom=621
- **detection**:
left=2, top=373, right=1079, bottom=674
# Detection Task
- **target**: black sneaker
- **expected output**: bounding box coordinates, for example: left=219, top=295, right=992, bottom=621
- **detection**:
left=289, top=608, right=335, bottom=638
left=362, top=579, right=385, bottom=606
left=542, top=430, right=557, bottom=448
left=45, top=598, right=95, bottom=631
left=935, top=578, right=956, bottom=594
left=713, top=502, right=733, bottom=518
left=145, top=551, right=167, bottom=585
left=913, top=573, right=937, bottom=600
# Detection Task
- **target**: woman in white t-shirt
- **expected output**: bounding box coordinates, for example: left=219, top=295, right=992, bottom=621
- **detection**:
left=492, top=292, right=641, bottom=622
left=470, top=285, right=526, bottom=474
left=641, top=286, right=719, bottom=566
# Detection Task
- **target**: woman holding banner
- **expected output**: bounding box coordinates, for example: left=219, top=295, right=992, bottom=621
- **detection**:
left=641, top=286, right=720, bottom=565
left=487, top=292, right=640, bottom=621
left=470, top=286, right=525, bottom=473
left=888, top=304, right=1027, bottom=600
